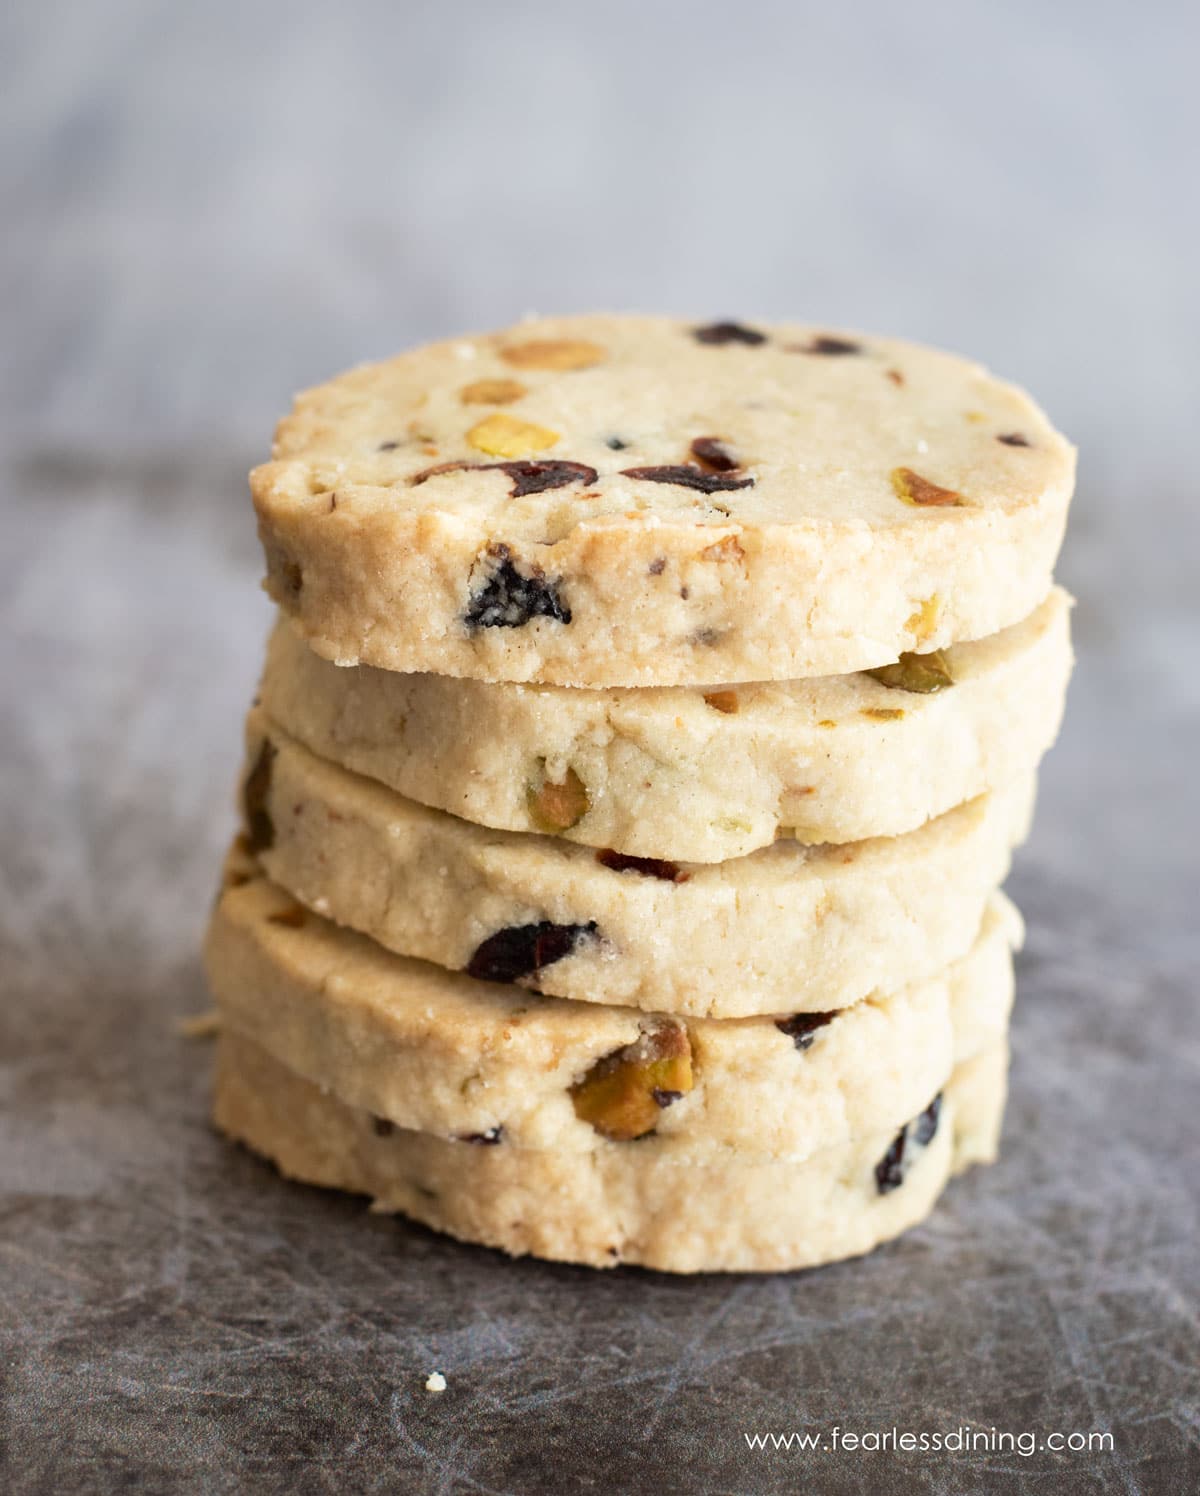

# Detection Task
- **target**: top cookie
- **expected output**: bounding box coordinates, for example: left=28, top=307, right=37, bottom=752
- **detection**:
left=253, top=315, right=1075, bottom=686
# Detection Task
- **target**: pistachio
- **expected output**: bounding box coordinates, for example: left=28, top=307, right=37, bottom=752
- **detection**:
left=499, top=339, right=606, bottom=371
left=866, top=649, right=954, bottom=693
left=460, top=378, right=528, bottom=405
left=891, top=467, right=967, bottom=507
left=527, top=766, right=589, bottom=833
left=906, top=594, right=942, bottom=642
left=570, top=1025, right=694, bottom=1141
left=467, top=414, right=560, bottom=457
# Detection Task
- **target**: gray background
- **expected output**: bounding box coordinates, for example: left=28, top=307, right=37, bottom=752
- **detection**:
left=2, top=1, right=1197, bottom=1491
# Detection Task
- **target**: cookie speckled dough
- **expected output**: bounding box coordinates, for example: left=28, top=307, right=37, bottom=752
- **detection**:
left=214, top=1030, right=1008, bottom=1273
left=204, top=845, right=1019, bottom=1160
left=252, top=315, right=1075, bottom=687
left=260, top=589, right=1072, bottom=862
left=241, top=710, right=1033, bottom=1015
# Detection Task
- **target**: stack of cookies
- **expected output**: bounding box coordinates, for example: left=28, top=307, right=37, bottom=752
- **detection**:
left=204, top=316, right=1075, bottom=1273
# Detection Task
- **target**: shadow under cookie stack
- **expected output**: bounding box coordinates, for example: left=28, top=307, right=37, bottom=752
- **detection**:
left=204, top=316, right=1075, bottom=1273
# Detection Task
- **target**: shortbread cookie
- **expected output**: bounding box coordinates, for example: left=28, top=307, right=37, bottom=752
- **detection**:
left=214, top=1030, right=1008, bottom=1272
left=205, top=846, right=1019, bottom=1160
left=240, top=711, right=1033, bottom=1015
left=252, top=315, right=1074, bottom=686
left=259, top=589, right=1071, bottom=861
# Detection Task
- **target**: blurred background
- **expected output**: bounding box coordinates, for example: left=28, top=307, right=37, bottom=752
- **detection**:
left=2, top=2, right=1197, bottom=1489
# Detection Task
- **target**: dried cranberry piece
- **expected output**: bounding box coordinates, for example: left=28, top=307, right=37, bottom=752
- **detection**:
left=464, top=546, right=571, bottom=630
left=792, top=335, right=862, bottom=355
left=467, top=920, right=598, bottom=984
left=875, top=1093, right=943, bottom=1193
left=596, top=849, right=687, bottom=883
left=492, top=460, right=598, bottom=496
left=690, top=437, right=740, bottom=472
left=774, top=1011, right=837, bottom=1052
left=913, top=1093, right=942, bottom=1145
left=692, top=321, right=767, bottom=346
left=620, top=464, right=754, bottom=494
left=413, top=459, right=596, bottom=497
left=997, top=432, right=1032, bottom=447
left=243, top=739, right=277, bottom=853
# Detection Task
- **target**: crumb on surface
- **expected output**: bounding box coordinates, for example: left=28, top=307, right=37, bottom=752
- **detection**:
left=425, top=1372, right=447, bottom=1393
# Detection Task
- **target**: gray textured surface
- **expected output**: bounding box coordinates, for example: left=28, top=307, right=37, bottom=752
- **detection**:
left=2, top=2, right=1198, bottom=1491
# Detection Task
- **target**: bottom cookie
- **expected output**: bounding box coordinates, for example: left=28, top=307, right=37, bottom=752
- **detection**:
left=214, top=1032, right=1007, bottom=1274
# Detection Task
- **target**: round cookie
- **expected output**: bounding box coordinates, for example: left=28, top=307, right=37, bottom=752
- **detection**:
left=204, top=846, right=1020, bottom=1161
left=214, top=1029, right=1008, bottom=1273
left=240, top=710, right=1034, bottom=1015
left=259, top=588, right=1072, bottom=862
left=252, top=315, right=1075, bottom=687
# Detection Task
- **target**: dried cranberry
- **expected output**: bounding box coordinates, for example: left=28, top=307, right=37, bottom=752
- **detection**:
left=692, top=321, right=767, bottom=346
left=913, top=1093, right=942, bottom=1145
left=690, top=437, right=740, bottom=472
left=243, top=739, right=277, bottom=853
left=492, top=460, right=598, bottom=496
left=997, top=432, right=1032, bottom=447
left=792, top=334, right=862, bottom=355
left=464, top=546, right=571, bottom=630
left=467, top=920, right=598, bottom=984
left=620, top=464, right=754, bottom=494
left=413, top=459, right=596, bottom=497
left=875, top=1093, right=943, bottom=1193
left=774, top=1011, right=837, bottom=1052
left=596, top=849, right=687, bottom=883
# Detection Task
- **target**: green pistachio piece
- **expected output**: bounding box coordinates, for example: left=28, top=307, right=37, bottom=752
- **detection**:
left=866, top=649, right=954, bottom=694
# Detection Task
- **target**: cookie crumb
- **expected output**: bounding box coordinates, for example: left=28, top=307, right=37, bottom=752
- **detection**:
left=425, top=1372, right=447, bottom=1392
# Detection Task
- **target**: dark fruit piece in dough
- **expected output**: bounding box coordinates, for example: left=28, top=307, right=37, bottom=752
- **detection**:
left=464, top=547, right=571, bottom=630
left=243, top=739, right=277, bottom=853
left=620, top=464, right=754, bottom=494
left=467, top=920, right=598, bottom=984
left=875, top=1094, right=943, bottom=1193
left=775, top=1011, right=837, bottom=1051
left=691, top=321, right=766, bottom=346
